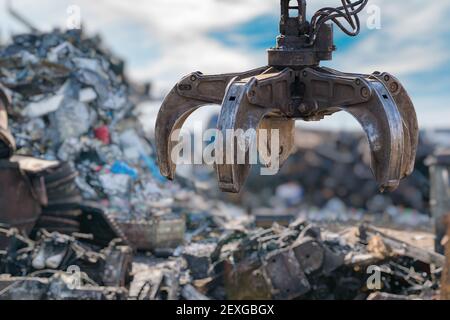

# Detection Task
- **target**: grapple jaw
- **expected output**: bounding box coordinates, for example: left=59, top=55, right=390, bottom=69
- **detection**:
left=155, top=0, right=419, bottom=194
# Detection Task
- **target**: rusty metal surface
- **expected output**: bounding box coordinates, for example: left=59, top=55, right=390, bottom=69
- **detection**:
left=427, top=151, right=450, bottom=253
left=219, top=220, right=442, bottom=300
left=0, top=228, right=132, bottom=300
left=155, top=0, right=419, bottom=194
left=0, top=85, right=16, bottom=159
left=0, top=89, right=42, bottom=246
left=0, top=162, right=42, bottom=246
left=442, top=215, right=450, bottom=300
left=117, top=214, right=185, bottom=251
left=0, top=271, right=129, bottom=300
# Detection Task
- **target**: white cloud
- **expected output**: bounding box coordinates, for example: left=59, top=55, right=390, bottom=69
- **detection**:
left=0, top=0, right=449, bottom=129
left=331, top=0, right=450, bottom=77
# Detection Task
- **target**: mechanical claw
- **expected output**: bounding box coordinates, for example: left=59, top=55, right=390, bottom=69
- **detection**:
left=155, top=0, right=418, bottom=194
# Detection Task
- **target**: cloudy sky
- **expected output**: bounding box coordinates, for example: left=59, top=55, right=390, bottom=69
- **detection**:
left=0, top=0, right=449, bottom=130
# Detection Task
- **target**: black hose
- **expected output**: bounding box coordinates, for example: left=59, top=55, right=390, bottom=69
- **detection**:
left=309, top=0, right=369, bottom=44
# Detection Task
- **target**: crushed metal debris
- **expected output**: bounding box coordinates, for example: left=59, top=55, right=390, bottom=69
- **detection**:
left=0, top=219, right=443, bottom=300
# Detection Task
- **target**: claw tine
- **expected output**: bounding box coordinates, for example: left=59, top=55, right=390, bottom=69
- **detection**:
left=216, top=79, right=271, bottom=193
left=258, top=118, right=295, bottom=168
left=401, top=120, right=413, bottom=179
left=155, top=87, right=207, bottom=180
left=344, top=79, right=405, bottom=192
left=374, top=72, right=419, bottom=177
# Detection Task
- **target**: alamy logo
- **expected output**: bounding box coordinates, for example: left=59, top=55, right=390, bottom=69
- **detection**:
left=366, top=5, right=382, bottom=30
left=66, top=5, right=81, bottom=30
left=66, top=265, right=81, bottom=290
left=366, top=265, right=382, bottom=290
left=170, top=122, right=282, bottom=176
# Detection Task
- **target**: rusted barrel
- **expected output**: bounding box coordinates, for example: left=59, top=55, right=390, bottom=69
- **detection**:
left=0, top=87, right=41, bottom=248
left=0, top=85, right=16, bottom=159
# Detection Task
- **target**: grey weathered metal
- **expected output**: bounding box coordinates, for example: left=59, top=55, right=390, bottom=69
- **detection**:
left=426, top=150, right=450, bottom=254
left=155, top=0, right=419, bottom=193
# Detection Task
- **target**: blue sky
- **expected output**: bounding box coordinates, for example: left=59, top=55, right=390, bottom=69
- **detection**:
left=0, top=0, right=449, bottom=130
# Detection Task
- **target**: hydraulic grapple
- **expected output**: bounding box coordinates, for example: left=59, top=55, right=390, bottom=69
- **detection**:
left=155, top=0, right=418, bottom=193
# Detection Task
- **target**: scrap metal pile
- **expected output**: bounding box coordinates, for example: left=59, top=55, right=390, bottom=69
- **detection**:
left=279, top=130, right=431, bottom=212
left=0, top=213, right=444, bottom=300
left=0, top=29, right=161, bottom=218
left=235, top=130, right=434, bottom=223
left=0, top=28, right=200, bottom=247
left=112, top=219, right=444, bottom=301
left=208, top=221, right=442, bottom=300
left=0, top=227, right=131, bottom=300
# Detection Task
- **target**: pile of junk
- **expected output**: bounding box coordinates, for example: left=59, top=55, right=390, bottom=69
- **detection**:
left=224, top=129, right=438, bottom=231
left=0, top=28, right=448, bottom=300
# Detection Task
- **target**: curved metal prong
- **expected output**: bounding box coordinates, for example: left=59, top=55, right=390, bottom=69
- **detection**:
left=372, top=72, right=419, bottom=177
left=258, top=117, right=295, bottom=169
left=320, top=67, right=419, bottom=179
left=343, top=79, right=404, bottom=192
left=216, top=79, right=272, bottom=193
left=155, top=89, right=209, bottom=180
